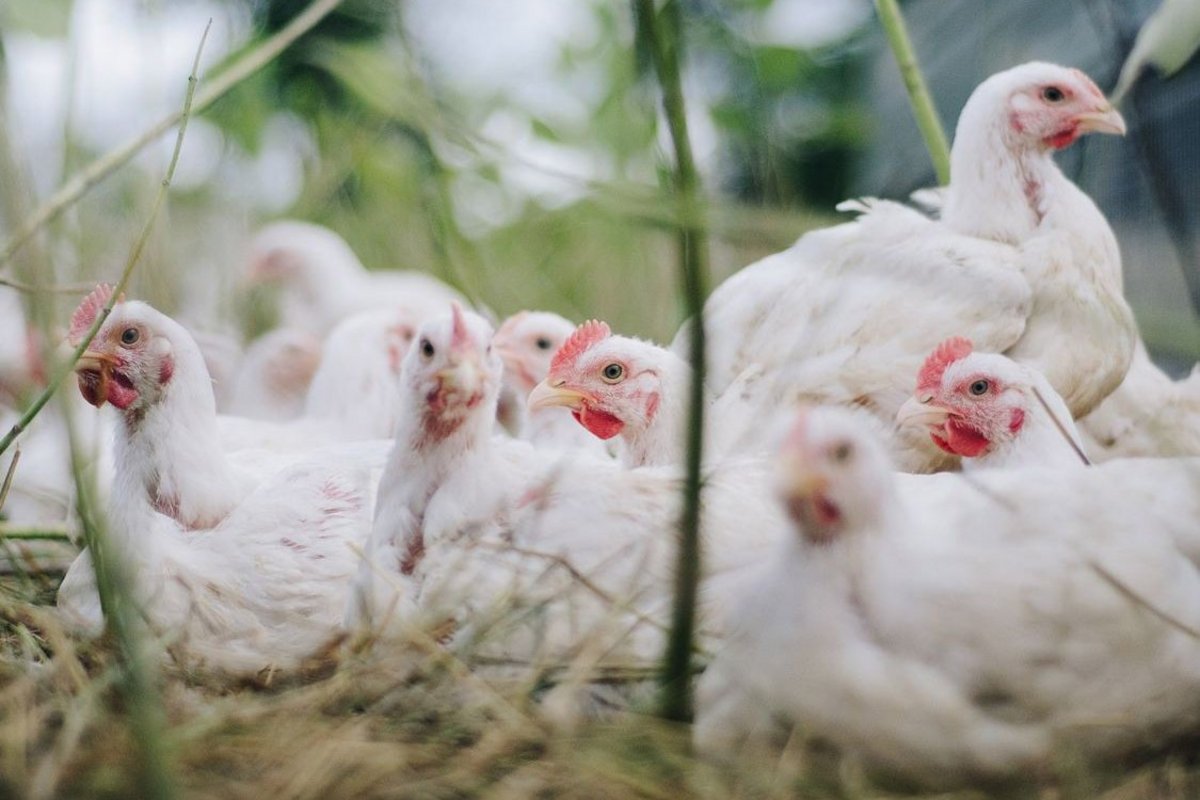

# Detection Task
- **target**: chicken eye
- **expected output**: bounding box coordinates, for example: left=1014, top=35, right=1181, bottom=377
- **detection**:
left=120, top=327, right=140, bottom=346
left=831, top=442, right=853, bottom=463
left=535, top=337, right=552, bottom=350
left=601, top=363, right=625, bottom=383
left=420, top=339, right=435, bottom=359
left=1041, top=86, right=1065, bottom=103
left=969, top=379, right=990, bottom=396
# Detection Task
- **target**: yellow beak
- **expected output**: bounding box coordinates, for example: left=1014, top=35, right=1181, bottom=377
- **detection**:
left=74, top=349, right=116, bottom=373
left=1076, top=106, right=1126, bottom=136
left=527, top=378, right=588, bottom=412
left=435, top=357, right=483, bottom=397
left=895, top=395, right=954, bottom=430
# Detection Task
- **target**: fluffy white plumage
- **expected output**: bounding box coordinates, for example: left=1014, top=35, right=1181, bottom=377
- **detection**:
left=696, top=407, right=1200, bottom=783
left=1080, top=341, right=1200, bottom=460
left=350, top=306, right=785, bottom=663
left=683, top=62, right=1135, bottom=473
left=245, top=220, right=466, bottom=337
left=56, top=288, right=386, bottom=676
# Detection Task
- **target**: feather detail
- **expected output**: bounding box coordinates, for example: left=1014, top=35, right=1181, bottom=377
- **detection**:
left=917, top=337, right=974, bottom=395
left=551, top=320, right=611, bottom=374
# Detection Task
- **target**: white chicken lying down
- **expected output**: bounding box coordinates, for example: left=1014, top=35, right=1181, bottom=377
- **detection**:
left=896, top=337, right=1088, bottom=470
left=349, top=305, right=786, bottom=663
left=683, top=62, right=1135, bottom=473
left=226, top=327, right=322, bottom=421
left=492, top=310, right=610, bottom=455
left=245, top=219, right=466, bottom=337
left=56, top=286, right=388, bottom=677
left=695, top=407, right=1200, bottom=784
left=1080, top=341, right=1200, bottom=460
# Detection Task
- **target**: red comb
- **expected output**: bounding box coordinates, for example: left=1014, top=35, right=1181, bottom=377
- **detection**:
left=916, top=337, right=973, bottom=394
left=550, top=320, right=610, bottom=374
left=69, top=284, right=120, bottom=345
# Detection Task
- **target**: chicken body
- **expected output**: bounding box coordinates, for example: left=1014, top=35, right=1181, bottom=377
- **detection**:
left=351, top=307, right=785, bottom=665
left=697, top=408, right=1200, bottom=783
left=684, top=62, right=1134, bottom=472
left=57, top=287, right=386, bottom=677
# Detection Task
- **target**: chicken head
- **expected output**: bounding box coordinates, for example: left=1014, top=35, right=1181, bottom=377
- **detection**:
left=776, top=407, right=893, bottom=546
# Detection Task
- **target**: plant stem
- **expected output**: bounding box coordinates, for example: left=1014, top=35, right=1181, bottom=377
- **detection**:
left=0, top=0, right=346, bottom=273
left=874, top=0, right=951, bottom=184
left=0, top=447, right=18, bottom=515
left=0, top=527, right=72, bottom=542
left=0, top=15, right=217, bottom=461
left=633, top=0, right=709, bottom=723
left=57, top=25, right=214, bottom=800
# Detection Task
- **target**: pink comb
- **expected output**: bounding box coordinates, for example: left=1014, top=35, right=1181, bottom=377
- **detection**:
left=916, top=337, right=973, bottom=394
left=69, top=284, right=120, bottom=345
left=449, top=302, right=471, bottom=351
left=550, top=320, right=611, bottom=374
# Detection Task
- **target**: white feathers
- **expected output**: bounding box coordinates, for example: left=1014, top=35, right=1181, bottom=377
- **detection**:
left=696, top=408, right=1200, bottom=782
left=685, top=62, right=1135, bottom=473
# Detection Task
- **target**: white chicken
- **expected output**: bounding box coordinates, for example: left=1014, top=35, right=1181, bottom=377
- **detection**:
left=244, top=220, right=466, bottom=337
left=896, top=337, right=1088, bottom=470
left=1079, top=341, right=1200, bottom=460
left=683, top=62, right=1134, bottom=473
left=350, top=306, right=785, bottom=663
left=226, top=327, right=323, bottom=421
left=696, top=407, right=1200, bottom=784
left=303, top=307, right=420, bottom=439
left=56, top=285, right=386, bottom=677
left=0, top=287, right=45, bottom=404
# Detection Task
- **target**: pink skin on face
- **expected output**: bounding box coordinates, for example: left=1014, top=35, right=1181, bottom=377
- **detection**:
left=1009, top=71, right=1124, bottom=151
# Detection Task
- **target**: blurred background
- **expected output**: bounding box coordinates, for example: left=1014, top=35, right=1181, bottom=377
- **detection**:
left=0, top=0, right=1197, bottom=368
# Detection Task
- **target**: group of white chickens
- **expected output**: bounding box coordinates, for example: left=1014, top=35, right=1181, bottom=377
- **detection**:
left=5, top=61, right=1200, bottom=786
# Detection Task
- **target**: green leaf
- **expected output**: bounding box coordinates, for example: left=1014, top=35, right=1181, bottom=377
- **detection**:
left=1113, top=0, right=1200, bottom=103
left=0, top=0, right=71, bottom=38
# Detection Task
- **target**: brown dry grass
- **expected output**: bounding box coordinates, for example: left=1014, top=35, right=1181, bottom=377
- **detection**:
left=0, top=566, right=1198, bottom=800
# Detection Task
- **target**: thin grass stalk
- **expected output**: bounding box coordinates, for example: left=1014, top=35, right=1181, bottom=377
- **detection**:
left=51, top=25, right=214, bottom=800
left=632, top=0, right=709, bottom=722
left=0, top=22, right=210, bottom=460
left=0, top=528, right=71, bottom=542
left=874, top=0, right=951, bottom=184
left=0, top=447, right=19, bottom=514
left=0, top=0, right=346, bottom=272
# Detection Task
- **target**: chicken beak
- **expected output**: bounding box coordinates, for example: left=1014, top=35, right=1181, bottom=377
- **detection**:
left=435, top=356, right=483, bottom=399
left=527, top=378, right=587, bottom=412
left=776, top=450, right=838, bottom=539
left=74, top=349, right=114, bottom=373
left=74, top=349, right=115, bottom=408
left=779, top=457, right=828, bottom=503
left=895, top=396, right=955, bottom=431
left=1076, top=105, right=1126, bottom=136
